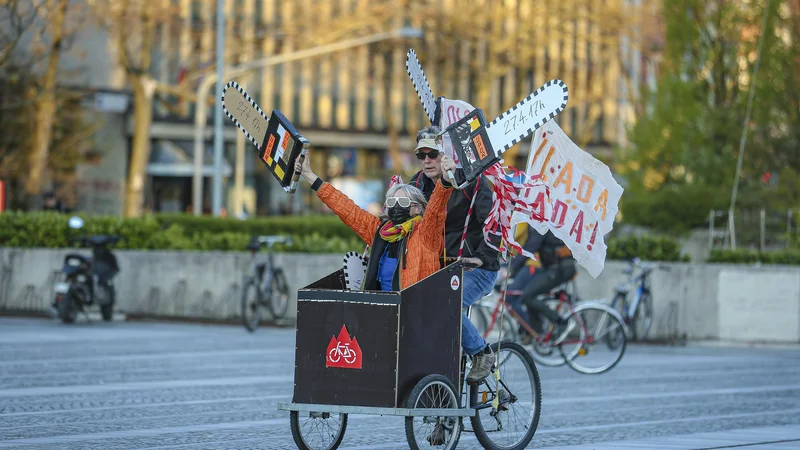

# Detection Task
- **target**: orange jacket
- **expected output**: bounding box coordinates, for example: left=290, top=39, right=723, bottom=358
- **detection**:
left=316, top=180, right=453, bottom=289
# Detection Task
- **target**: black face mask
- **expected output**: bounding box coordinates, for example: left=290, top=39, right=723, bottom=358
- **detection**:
left=388, top=205, right=412, bottom=224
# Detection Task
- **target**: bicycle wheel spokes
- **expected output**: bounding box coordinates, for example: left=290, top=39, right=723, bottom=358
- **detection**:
left=405, top=375, right=461, bottom=450
left=472, top=305, right=516, bottom=367
left=290, top=410, right=347, bottom=450
left=633, top=292, right=653, bottom=341
left=528, top=299, right=574, bottom=367
left=471, top=342, right=541, bottom=450
left=560, top=304, right=627, bottom=374
left=267, top=269, right=290, bottom=320
left=606, top=293, right=627, bottom=349
left=475, top=302, right=516, bottom=344
left=241, top=279, right=262, bottom=332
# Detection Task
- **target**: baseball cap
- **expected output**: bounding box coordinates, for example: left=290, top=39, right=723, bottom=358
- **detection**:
left=414, top=138, right=441, bottom=154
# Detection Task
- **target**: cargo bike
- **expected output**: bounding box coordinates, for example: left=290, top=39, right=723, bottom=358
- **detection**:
left=277, top=261, right=542, bottom=450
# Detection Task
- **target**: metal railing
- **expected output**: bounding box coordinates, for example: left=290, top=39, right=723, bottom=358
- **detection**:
left=709, top=208, right=800, bottom=251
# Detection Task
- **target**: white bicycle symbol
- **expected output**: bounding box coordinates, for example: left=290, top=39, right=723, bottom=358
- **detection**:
left=328, top=342, right=357, bottom=364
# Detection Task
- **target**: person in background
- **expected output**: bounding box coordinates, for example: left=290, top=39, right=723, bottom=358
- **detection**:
left=42, top=191, right=67, bottom=213
left=506, top=225, right=576, bottom=345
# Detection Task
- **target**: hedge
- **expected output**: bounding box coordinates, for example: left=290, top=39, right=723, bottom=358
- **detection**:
left=605, top=234, right=689, bottom=262
left=707, top=249, right=800, bottom=265
left=0, top=212, right=686, bottom=260
left=0, top=212, right=363, bottom=253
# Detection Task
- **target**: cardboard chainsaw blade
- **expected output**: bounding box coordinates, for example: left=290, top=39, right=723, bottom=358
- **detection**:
left=221, top=81, right=270, bottom=149
left=405, top=49, right=569, bottom=181
left=405, top=49, right=437, bottom=123
left=221, top=81, right=309, bottom=193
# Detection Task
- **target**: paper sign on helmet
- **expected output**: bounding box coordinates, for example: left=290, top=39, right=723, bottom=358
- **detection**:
left=437, top=97, right=477, bottom=168
left=510, top=120, right=623, bottom=278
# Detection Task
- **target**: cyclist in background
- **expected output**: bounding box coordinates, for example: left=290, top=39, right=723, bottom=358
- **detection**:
left=506, top=225, right=576, bottom=345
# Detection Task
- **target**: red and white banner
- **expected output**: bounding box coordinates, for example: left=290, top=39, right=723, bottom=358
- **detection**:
left=510, top=121, right=623, bottom=278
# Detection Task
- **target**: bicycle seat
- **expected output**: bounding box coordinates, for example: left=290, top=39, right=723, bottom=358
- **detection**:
left=256, top=235, right=293, bottom=246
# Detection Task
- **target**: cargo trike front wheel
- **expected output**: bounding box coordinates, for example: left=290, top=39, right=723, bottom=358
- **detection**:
left=290, top=410, right=348, bottom=450
left=405, top=374, right=462, bottom=450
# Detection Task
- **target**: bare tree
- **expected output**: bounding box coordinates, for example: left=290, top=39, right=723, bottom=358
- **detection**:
left=1, top=0, right=95, bottom=208
left=25, top=0, right=71, bottom=198
left=85, top=0, right=208, bottom=217
left=0, top=0, right=40, bottom=67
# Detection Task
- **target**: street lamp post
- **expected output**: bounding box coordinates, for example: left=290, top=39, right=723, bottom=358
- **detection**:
left=192, top=27, right=423, bottom=216
left=212, top=0, right=225, bottom=216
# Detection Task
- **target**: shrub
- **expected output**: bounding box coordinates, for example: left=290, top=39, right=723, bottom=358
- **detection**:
left=707, top=249, right=800, bottom=265
left=606, top=234, right=688, bottom=262
left=0, top=212, right=701, bottom=262
left=0, top=211, right=362, bottom=253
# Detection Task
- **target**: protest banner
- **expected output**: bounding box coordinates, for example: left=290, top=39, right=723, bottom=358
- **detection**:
left=510, top=120, right=623, bottom=278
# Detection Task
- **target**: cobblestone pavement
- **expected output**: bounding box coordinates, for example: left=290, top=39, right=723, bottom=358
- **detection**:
left=1, top=317, right=799, bottom=449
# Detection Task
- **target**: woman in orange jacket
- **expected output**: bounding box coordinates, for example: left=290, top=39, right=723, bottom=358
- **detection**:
left=295, top=151, right=455, bottom=291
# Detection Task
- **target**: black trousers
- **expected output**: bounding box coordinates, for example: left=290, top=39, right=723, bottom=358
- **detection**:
left=519, top=261, right=577, bottom=333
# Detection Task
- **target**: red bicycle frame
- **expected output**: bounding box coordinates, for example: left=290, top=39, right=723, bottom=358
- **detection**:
left=480, top=288, right=589, bottom=347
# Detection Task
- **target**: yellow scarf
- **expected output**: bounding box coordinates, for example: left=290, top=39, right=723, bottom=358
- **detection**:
left=379, top=216, right=422, bottom=243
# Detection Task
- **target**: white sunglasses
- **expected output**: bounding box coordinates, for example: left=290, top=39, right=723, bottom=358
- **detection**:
left=385, top=197, right=416, bottom=208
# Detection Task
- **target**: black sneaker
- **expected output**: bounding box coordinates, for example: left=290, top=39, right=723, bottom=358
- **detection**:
left=552, top=319, right=575, bottom=344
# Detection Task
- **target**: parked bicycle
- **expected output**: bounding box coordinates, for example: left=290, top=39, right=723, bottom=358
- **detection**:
left=473, top=271, right=628, bottom=374
left=241, top=235, right=292, bottom=332
left=607, top=257, right=669, bottom=343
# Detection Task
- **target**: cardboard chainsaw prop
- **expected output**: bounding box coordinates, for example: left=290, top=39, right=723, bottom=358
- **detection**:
left=406, top=49, right=622, bottom=277
left=221, top=81, right=309, bottom=193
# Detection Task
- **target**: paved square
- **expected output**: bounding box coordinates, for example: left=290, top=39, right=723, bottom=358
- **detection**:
left=1, top=317, right=799, bottom=449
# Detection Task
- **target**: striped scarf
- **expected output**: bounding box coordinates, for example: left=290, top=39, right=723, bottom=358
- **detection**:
left=379, top=216, right=422, bottom=243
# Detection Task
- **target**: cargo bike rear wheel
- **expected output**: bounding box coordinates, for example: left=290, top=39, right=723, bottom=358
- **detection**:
left=289, top=410, right=348, bottom=450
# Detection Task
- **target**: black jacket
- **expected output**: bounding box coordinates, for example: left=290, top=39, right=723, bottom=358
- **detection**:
left=509, top=227, right=575, bottom=277
left=410, top=169, right=500, bottom=271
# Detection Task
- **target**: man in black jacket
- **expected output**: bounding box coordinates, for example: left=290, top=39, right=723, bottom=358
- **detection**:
left=409, top=125, right=499, bottom=383
left=507, top=225, right=575, bottom=345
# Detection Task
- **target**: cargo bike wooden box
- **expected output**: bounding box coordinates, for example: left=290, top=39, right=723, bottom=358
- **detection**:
left=278, top=262, right=542, bottom=450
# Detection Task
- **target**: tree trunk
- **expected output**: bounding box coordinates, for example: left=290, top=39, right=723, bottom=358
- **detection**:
left=25, top=0, right=69, bottom=198
left=123, top=76, right=155, bottom=217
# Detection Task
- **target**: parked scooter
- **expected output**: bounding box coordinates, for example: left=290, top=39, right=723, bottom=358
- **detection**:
left=52, top=216, right=122, bottom=323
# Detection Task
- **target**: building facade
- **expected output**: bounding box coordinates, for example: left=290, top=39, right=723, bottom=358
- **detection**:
left=68, top=0, right=659, bottom=217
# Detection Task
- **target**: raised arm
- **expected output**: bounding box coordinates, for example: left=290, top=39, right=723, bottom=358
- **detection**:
left=315, top=182, right=380, bottom=245
left=296, top=153, right=380, bottom=245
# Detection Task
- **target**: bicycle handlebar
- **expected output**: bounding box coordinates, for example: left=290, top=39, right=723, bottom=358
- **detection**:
left=257, top=235, right=293, bottom=245
left=624, top=257, right=669, bottom=275
left=247, top=235, right=293, bottom=252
